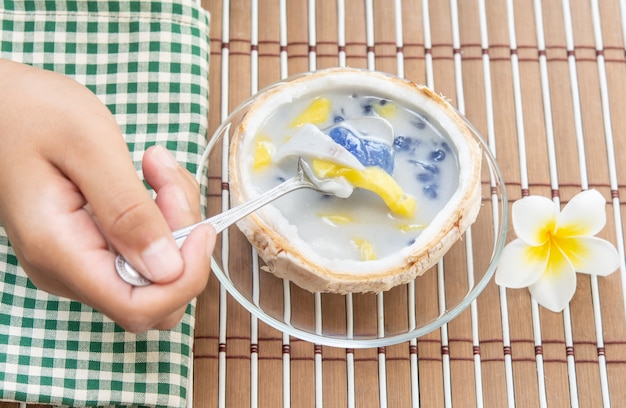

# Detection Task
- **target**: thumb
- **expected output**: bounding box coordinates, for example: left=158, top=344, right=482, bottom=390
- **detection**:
left=61, top=129, right=183, bottom=283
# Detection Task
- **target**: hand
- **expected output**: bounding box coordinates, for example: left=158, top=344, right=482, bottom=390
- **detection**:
left=0, top=59, right=216, bottom=332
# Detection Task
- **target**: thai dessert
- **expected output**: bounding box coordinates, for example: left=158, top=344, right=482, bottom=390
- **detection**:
left=229, top=68, right=482, bottom=293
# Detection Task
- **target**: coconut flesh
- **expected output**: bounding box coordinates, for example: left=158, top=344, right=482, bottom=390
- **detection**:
left=228, top=68, right=482, bottom=294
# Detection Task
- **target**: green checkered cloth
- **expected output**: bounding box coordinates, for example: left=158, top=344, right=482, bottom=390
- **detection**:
left=0, top=1, right=210, bottom=406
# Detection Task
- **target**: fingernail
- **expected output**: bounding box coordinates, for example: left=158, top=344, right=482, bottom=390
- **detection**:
left=153, top=144, right=179, bottom=169
left=141, top=237, right=183, bottom=281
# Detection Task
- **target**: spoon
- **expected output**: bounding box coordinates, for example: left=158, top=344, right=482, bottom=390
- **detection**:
left=272, top=123, right=365, bottom=170
left=115, top=157, right=354, bottom=286
left=272, top=118, right=394, bottom=167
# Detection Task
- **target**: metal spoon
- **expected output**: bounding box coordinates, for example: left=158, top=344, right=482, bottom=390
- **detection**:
left=115, top=157, right=354, bottom=286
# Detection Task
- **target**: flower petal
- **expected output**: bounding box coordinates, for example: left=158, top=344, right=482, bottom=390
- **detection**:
left=495, top=239, right=548, bottom=288
left=557, top=189, right=606, bottom=237
left=512, top=196, right=558, bottom=246
left=528, top=242, right=577, bottom=312
left=559, top=236, right=620, bottom=276
left=529, top=266, right=577, bottom=313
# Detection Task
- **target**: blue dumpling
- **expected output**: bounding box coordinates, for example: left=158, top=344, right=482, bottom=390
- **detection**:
left=328, top=126, right=395, bottom=174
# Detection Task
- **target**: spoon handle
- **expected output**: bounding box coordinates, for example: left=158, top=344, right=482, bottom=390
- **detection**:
left=178, top=172, right=310, bottom=239
left=115, top=169, right=313, bottom=287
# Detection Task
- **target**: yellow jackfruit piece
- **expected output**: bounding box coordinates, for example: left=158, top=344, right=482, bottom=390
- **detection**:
left=319, top=214, right=354, bottom=225
left=290, top=97, right=332, bottom=127
left=352, top=238, right=377, bottom=261
left=311, top=160, right=417, bottom=218
left=398, top=224, right=426, bottom=232
left=253, top=136, right=274, bottom=171
left=372, top=101, right=397, bottom=118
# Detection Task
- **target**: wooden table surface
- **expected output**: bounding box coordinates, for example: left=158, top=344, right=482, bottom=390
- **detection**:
left=193, top=1, right=626, bottom=406
left=4, top=0, right=626, bottom=407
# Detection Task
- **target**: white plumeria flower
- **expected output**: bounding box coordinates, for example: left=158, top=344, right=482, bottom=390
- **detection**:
left=495, top=189, right=620, bottom=312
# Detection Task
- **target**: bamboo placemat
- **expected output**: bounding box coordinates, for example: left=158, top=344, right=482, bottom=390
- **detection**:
left=193, top=0, right=626, bottom=407
left=3, top=1, right=625, bottom=407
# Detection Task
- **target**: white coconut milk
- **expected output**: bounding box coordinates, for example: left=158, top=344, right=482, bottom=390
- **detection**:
left=244, top=91, right=460, bottom=261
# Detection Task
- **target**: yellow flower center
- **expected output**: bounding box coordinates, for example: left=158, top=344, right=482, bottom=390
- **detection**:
left=548, top=229, right=588, bottom=274
left=530, top=225, right=589, bottom=278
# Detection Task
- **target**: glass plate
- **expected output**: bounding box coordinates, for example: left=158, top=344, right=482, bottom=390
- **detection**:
left=203, top=72, right=508, bottom=348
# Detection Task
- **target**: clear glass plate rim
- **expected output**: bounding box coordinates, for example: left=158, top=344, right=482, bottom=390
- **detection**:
left=202, top=73, right=509, bottom=348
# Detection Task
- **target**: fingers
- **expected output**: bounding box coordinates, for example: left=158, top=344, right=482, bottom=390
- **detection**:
left=93, top=146, right=215, bottom=332
left=0, top=62, right=185, bottom=284
left=124, top=224, right=216, bottom=332
left=62, top=135, right=185, bottom=284
left=35, top=144, right=214, bottom=332
left=0, top=61, right=215, bottom=332
left=142, top=145, right=202, bottom=229
left=80, top=225, right=215, bottom=333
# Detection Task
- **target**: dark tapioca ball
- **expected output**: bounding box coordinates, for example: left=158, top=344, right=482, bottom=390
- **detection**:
left=277, top=176, right=286, bottom=183
left=394, top=136, right=423, bottom=153
left=407, top=238, right=416, bottom=246
left=441, top=142, right=451, bottom=153
left=417, top=172, right=434, bottom=183
left=393, top=135, right=412, bottom=152
left=423, top=184, right=439, bottom=199
left=362, top=103, right=374, bottom=115
left=430, top=149, right=446, bottom=162
left=379, top=99, right=389, bottom=106
left=412, top=119, right=427, bottom=130
left=333, top=115, right=345, bottom=123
